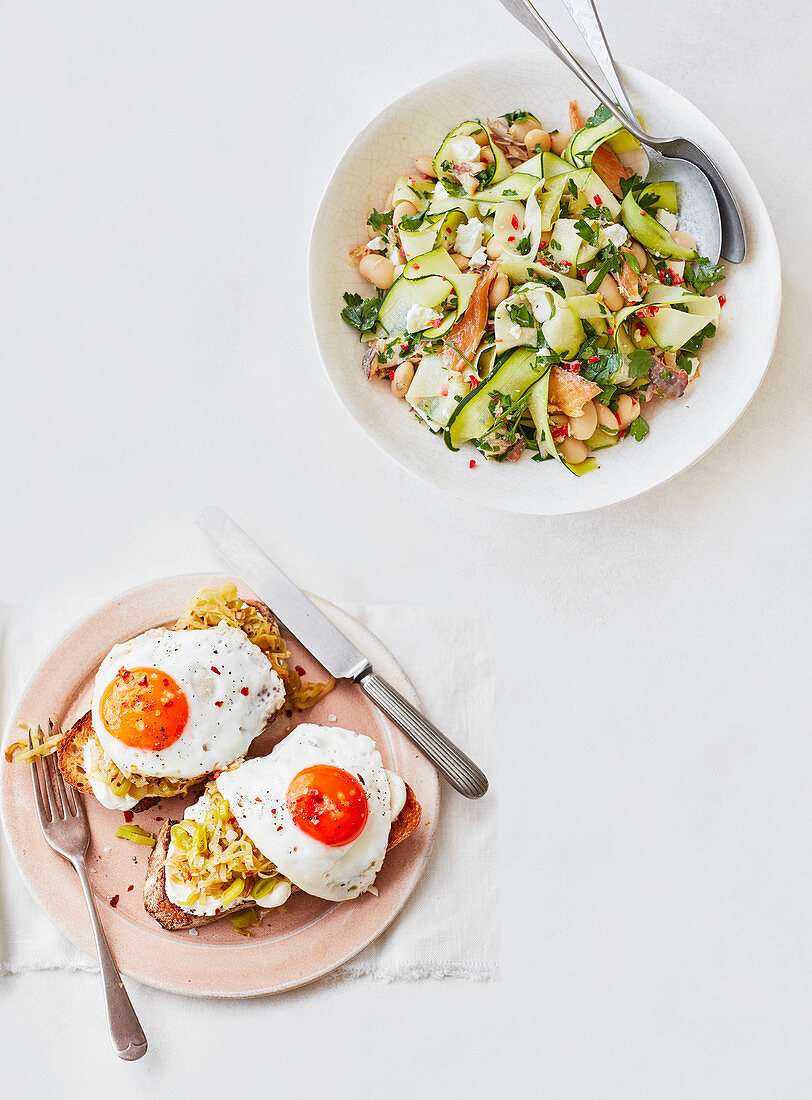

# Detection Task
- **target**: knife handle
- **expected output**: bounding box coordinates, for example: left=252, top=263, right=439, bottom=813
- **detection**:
left=358, top=672, right=488, bottom=799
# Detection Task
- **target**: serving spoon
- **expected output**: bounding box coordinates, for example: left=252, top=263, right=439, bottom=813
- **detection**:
left=499, top=0, right=746, bottom=264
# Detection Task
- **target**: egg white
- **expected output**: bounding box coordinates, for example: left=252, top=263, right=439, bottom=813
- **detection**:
left=216, top=724, right=404, bottom=902
left=92, top=622, right=285, bottom=779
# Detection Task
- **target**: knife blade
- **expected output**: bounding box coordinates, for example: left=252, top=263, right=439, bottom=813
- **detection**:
left=197, top=506, right=489, bottom=798
left=197, top=507, right=370, bottom=681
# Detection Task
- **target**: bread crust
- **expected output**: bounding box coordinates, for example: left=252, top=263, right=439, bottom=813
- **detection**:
left=144, top=783, right=422, bottom=931
left=57, top=711, right=160, bottom=814
left=56, top=598, right=278, bottom=815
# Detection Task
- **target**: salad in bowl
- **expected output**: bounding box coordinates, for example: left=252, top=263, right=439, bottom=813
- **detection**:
left=340, top=103, right=726, bottom=476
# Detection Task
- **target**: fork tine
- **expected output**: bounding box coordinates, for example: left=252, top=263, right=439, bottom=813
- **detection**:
left=29, top=729, right=50, bottom=825
left=49, top=748, right=74, bottom=817
left=55, top=757, right=80, bottom=818
left=39, top=730, right=64, bottom=820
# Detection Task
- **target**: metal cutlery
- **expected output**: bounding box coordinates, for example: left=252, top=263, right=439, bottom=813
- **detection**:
left=29, top=726, right=148, bottom=1061
left=198, top=507, right=489, bottom=799
left=499, top=0, right=746, bottom=263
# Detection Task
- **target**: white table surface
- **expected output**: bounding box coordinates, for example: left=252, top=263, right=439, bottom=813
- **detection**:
left=0, top=1, right=807, bottom=1095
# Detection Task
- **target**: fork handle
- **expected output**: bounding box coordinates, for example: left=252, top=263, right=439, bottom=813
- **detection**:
left=73, top=858, right=148, bottom=1060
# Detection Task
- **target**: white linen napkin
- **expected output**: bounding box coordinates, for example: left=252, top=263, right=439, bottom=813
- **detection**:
left=0, top=599, right=498, bottom=982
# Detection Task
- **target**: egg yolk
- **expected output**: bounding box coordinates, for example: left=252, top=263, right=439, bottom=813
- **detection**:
left=99, top=667, right=189, bottom=751
left=286, top=765, right=369, bottom=847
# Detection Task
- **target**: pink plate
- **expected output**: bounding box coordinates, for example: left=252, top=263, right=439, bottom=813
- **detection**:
left=0, top=574, right=440, bottom=997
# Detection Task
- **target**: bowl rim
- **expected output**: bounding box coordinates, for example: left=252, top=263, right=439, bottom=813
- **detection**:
left=307, top=51, right=782, bottom=516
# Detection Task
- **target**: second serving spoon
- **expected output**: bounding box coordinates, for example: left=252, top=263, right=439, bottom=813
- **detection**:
left=499, top=0, right=746, bottom=264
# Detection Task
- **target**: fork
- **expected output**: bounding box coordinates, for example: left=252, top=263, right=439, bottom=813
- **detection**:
left=29, top=726, right=148, bottom=1061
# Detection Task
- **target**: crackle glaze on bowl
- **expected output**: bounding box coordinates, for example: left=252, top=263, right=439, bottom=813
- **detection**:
left=309, top=52, right=780, bottom=514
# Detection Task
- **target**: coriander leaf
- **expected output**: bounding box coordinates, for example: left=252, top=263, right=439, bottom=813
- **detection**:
left=399, top=210, right=429, bottom=231
left=680, top=322, right=716, bottom=355
left=340, top=292, right=380, bottom=337
left=628, top=415, right=650, bottom=441
left=637, top=189, right=660, bottom=213
left=619, top=173, right=644, bottom=198
left=504, top=109, right=530, bottom=126
left=366, top=208, right=393, bottom=234
left=627, top=349, right=653, bottom=379
left=684, top=256, right=726, bottom=294
left=585, top=103, right=612, bottom=127
left=574, top=219, right=600, bottom=247
left=516, top=234, right=533, bottom=255
left=507, top=302, right=534, bottom=327
left=581, top=203, right=613, bottom=221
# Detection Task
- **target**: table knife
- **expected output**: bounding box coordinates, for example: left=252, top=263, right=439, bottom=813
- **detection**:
left=197, top=507, right=489, bottom=799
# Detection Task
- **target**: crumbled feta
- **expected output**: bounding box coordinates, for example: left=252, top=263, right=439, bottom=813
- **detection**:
left=656, top=209, right=678, bottom=233
left=601, top=223, right=629, bottom=249
left=508, top=323, right=523, bottom=340
left=406, top=304, right=442, bottom=332
left=449, top=136, right=481, bottom=163
left=468, top=245, right=488, bottom=268
left=366, top=236, right=386, bottom=252
left=455, top=217, right=485, bottom=258
left=433, top=179, right=450, bottom=201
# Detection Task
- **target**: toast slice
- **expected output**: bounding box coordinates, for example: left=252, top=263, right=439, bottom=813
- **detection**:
left=144, top=782, right=422, bottom=931
left=56, top=597, right=283, bottom=813
left=57, top=711, right=162, bottom=814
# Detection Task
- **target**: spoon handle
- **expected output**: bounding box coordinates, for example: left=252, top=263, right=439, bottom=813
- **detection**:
left=560, top=0, right=638, bottom=122
left=497, top=0, right=652, bottom=143
left=559, top=0, right=746, bottom=262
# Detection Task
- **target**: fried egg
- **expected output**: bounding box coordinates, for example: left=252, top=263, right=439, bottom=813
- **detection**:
left=91, top=622, right=285, bottom=780
left=216, top=724, right=407, bottom=902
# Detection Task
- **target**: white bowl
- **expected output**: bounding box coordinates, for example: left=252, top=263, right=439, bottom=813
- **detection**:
left=308, top=52, right=781, bottom=515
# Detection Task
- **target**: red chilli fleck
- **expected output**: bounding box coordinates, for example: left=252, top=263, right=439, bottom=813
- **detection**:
left=507, top=235, right=516, bottom=242
left=719, top=294, right=727, bottom=307
left=588, top=356, right=600, bottom=364
left=511, top=214, right=520, bottom=230
left=295, top=665, right=306, bottom=676
left=593, top=194, right=601, bottom=205
left=240, top=686, right=249, bottom=696
left=440, top=384, right=449, bottom=397
left=214, top=701, right=223, bottom=708
left=469, top=459, right=477, bottom=469
left=127, top=884, right=134, bottom=892
left=123, top=810, right=134, bottom=823
left=211, top=666, right=220, bottom=675
left=109, top=895, right=120, bottom=909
